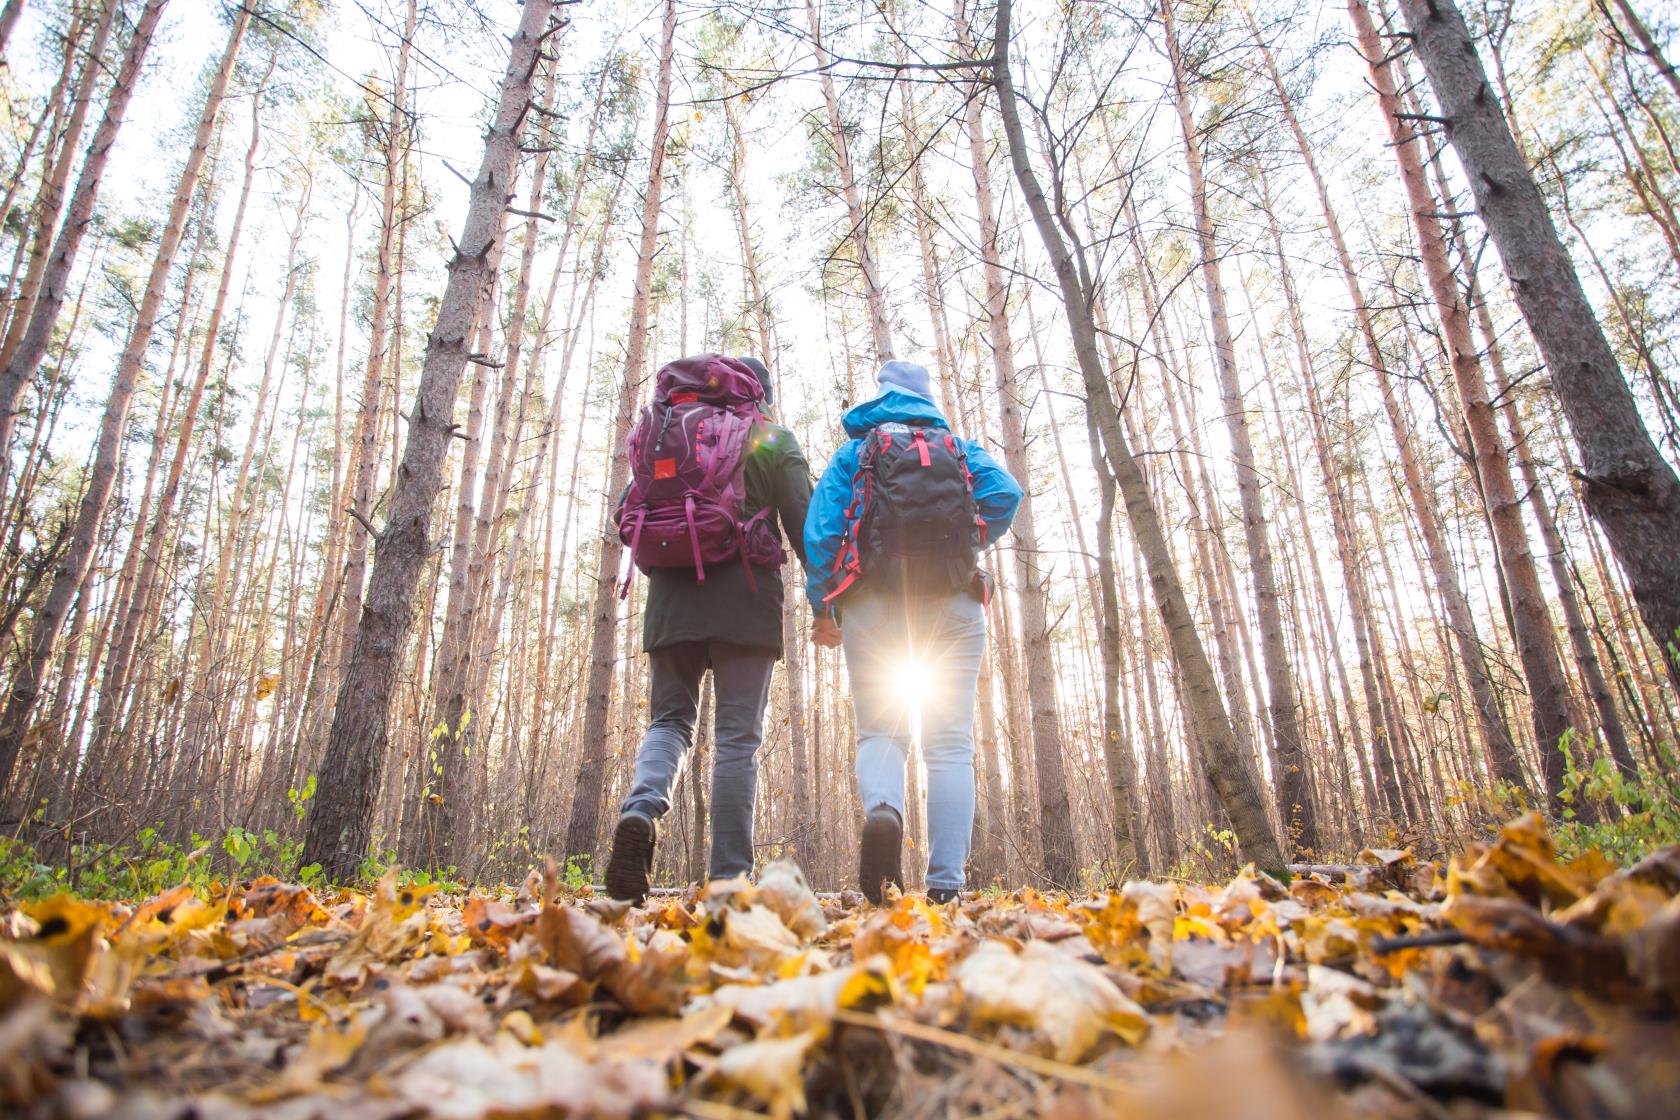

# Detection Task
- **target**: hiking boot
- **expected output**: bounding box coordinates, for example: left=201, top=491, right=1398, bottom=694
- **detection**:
left=858, top=806, right=903, bottom=905
left=927, top=887, right=959, bottom=905
left=605, top=811, right=657, bottom=903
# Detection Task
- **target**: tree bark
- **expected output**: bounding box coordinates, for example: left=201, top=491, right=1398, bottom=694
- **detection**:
left=0, top=0, right=25, bottom=64
left=1163, top=0, right=1316, bottom=854
left=1397, top=0, right=1680, bottom=694
left=955, top=3, right=1079, bottom=886
left=339, top=0, right=418, bottom=669
left=0, top=0, right=167, bottom=479
left=1605, top=0, right=1680, bottom=104
left=95, top=56, right=275, bottom=763
left=991, top=0, right=1284, bottom=872
left=804, top=0, right=892, bottom=360
left=1247, top=18, right=1527, bottom=795
left=561, top=0, right=676, bottom=867
left=1351, top=0, right=1577, bottom=808
left=0, top=2, right=244, bottom=800
left=0, top=0, right=116, bottom=376
left=302, top=0, right=558, bottom=880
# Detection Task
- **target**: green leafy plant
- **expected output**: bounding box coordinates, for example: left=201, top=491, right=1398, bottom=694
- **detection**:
left=1556, top=738, right=1680, bottom=865
left=563, top=854, right=593, bottom=892
left=223, top=826, right=255, bottom=870
left=287, top=774, right=317, bottom=821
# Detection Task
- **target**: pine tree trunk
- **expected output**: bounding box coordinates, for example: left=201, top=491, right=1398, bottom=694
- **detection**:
left=1351, top=0, right=1578, bottom=808
left=1248, top=23, right=1527, bottom=796
left=302, top=0, right=558, bottom=880
left=1479, top=303, right=1640, bottom=780
left=0, top=0, right=26, bottom=63
left=990, top=0, right=1283, bottom=872
left=561, top=0, right=676, bottom=868
left=0, top=3, right=244, bottom=799
left=0, top=0, right=116, bottom=375
left=1397, top=0, right=1680, bottom=693
left=96, top=62, right=274, bottom=764
left=0, top=0, right=166, bottom=479
left=1162, top=0, right=1315, bottom=854
left=1608, top=0, right=1680, bottom=103
left=410, top=306, right=497, bottom=868
left=804, top=0, right=892, bottom=360
left=955, top=4, right=1079, bottom=886
left=339, top=0, right=418, bottom=669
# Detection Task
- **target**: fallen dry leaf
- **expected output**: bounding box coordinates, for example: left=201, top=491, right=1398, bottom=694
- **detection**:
left=2, top=813, right=1675, bottom=1120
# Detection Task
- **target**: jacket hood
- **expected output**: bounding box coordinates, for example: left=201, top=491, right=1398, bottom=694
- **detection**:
left=841, top=388, right=949, bottom=438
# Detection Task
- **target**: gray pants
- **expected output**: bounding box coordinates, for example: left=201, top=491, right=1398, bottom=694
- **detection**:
left=620, top=640, right=775, bottom=880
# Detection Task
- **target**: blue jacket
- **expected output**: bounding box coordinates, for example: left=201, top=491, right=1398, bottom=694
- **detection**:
left=805, top=388, right=1023, bottom=612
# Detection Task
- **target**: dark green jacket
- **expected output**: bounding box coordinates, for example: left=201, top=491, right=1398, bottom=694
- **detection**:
left=639, top=418, right=812, bottom=657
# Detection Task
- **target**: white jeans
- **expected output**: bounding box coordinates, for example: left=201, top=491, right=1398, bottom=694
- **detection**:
left=840, top=586, right=986, bottom=890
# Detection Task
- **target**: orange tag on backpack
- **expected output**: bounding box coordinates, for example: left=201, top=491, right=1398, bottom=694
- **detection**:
left=654, top=459, right=677, bottom=479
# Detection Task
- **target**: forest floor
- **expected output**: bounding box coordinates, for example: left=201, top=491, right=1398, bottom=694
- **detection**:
left=2, top=814, right=1677, bottom=1119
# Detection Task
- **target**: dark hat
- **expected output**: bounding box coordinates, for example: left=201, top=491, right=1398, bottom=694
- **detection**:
left=737, top=355, right=773, bottom=404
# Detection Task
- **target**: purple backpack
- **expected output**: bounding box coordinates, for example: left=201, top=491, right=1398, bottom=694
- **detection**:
left=616, top=354, right=785, bottom=597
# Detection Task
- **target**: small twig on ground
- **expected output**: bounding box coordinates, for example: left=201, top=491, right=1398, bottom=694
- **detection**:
left=832, top=1009, right=1128, bottom=1095
left=1371, top=930, right=1467, bottom=954
left=680, top=1100, right=771, bottom=1120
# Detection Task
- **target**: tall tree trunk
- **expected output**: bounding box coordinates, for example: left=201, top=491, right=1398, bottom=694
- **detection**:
left=1088, top=401, right=1141, bottom=877
left=302, top=0, right=558, bottom=880
left=0, top=0, right=167, bottom=479
left=1351, top=0, right=1578, bottom=808
left=561, top=0, right=676, bottom=867
left=409, top=306, right=497, bottom=868
left=1163, top=0, right=1316, bottom=854
left=803, top=0, right=892, bottom=360
left=0, top=0, right=116, bottom=375
left=1605, top=0, right=1680, bottom=104
left=0, top=0, right=25, bottom=63
left=991, top=0, right=1283, bottom=872
left=339, top=0, right=418, bottom=669
left=0, top=3, right=245, bottom=799
left=1479, top=305, right=1640, bottom=781
left=1399, top=0, right=1680, bottom=694
left=1247, top=18, right=1527, bottom=795
left=95, top=57, right=276, bottom=761
left=955, top=4, right=1079, bottom=886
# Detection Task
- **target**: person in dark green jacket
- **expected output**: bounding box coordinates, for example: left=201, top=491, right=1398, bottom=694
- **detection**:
left=604, top=357, right=813, bottom=903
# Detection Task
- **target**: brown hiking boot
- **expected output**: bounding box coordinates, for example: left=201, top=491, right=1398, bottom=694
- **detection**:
left=605, top=811, right=656, bottom=904
left=858, top=806, right=903, bottom=905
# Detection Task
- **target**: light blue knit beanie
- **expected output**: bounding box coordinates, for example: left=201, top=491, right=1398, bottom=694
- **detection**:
left=876, top=359, right=934, bottom=401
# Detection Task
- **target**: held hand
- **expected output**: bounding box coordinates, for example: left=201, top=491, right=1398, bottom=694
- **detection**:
left=811, top=616, right=842, bottom=648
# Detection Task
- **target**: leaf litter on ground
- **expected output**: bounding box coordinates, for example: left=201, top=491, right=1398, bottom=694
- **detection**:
left=2, top=813, right=1678, bottom=1118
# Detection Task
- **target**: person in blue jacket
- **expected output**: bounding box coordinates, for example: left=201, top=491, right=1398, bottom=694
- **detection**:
left=806, top=359, right=1022, bottom=904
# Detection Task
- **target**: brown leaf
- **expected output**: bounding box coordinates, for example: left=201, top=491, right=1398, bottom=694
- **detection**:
left=608, top=928, right=692, bottom=1015
left=709, top=1029, right=819, bottom=1120
left=955, top=939, right=1149, bottom=1061
left=756, top=859, right=828, bottom=939
left=710, top=962, right=890, bottom=1028
left=461, top=895, right=535, bottom=950
left=595, top=1002, right=732, bottom=1060
left=393, top=1034, right=669, bottom=1119
left=0, top=999, right=71, bottom=1107
left=542, top=905, right=627, bottom=980
left=1622, top=893, right=1680, bottom=1004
